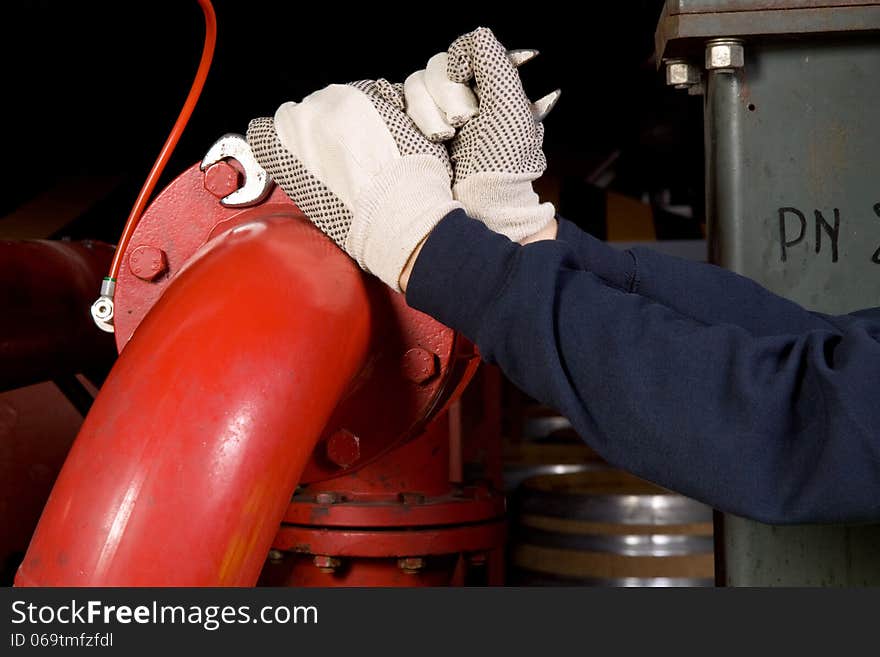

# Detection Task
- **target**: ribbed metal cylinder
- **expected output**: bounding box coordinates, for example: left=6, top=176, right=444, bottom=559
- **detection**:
left=509, top=470, right=714, bottom=587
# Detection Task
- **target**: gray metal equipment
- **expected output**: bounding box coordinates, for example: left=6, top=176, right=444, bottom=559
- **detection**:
left=656, top=0, right=880, bottom=586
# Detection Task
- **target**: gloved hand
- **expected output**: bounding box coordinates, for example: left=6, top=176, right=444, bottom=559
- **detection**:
left=404, top=27, right=560, bottom=243
left=247, top=79, right=462, bottom=292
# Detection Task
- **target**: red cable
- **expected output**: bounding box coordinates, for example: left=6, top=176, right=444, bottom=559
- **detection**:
left=107, top=0, right=217, bottom=281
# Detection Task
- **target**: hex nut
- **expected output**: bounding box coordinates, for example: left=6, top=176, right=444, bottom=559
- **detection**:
left=315, top=491, right=340, bottom=505
left=665, top=59, right=700, bottom=88
left=398, top=557, right=426, bottom=574
left=313, top=555, right=341, bottom=573
left=468, top=552, right=488, bottom=566
left=398, top=492, right=426, bottom=505
left=705, top=39, right=744, bottom=70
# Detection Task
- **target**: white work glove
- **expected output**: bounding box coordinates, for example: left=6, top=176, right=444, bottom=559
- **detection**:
left=247, top=79, right=462, bottom=292
left=404, top=27, right=560, bottom=243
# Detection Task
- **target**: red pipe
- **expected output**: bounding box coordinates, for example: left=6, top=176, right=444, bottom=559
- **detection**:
left=16, top=217, right=372, bottom=586
left=0, top=240, right=116, bottom=391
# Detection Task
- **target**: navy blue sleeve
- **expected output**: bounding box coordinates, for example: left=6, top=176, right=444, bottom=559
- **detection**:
left=555, top=218, right=858, bottom=335
left=407, top=210, right=880, bottom=525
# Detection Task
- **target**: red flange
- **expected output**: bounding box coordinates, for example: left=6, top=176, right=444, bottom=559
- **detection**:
left=260, top=554, right=470, bottom=587
left=273, top=523, right=505, bottom=558
left=283, top=484, right=504, bottom=528
left=112, top=163, right=479, bottom=482
left=267, top=414, right=507, bottom=586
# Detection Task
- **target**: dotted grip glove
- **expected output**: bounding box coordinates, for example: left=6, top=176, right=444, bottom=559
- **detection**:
left=405, top=27, right=560, bottom=242
left=247, top=80, right=461, bottom=292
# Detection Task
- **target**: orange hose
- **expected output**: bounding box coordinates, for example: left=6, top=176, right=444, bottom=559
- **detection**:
left=107, top=0, right=217, bottom=281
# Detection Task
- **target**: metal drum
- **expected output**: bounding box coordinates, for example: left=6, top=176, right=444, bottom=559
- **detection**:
left=502, top=413, right=606, bottom=491
left=510, top=470, right=714, bottom=587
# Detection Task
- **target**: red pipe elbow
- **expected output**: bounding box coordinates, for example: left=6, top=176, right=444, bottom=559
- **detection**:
left=16, top=217, right=372, bottom=586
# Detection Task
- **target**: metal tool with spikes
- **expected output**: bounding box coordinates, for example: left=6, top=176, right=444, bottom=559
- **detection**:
left=531, top=89, right=561, bottom=122
left=507, top=49, right=561, bottom=122
left=507, top=49, right=540, bottom=67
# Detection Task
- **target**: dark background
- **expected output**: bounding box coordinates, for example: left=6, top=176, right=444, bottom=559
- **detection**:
left=2, top=0, right=704, bottom=240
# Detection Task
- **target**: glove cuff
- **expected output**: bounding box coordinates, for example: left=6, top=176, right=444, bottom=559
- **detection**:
left=453, top=172, right=555, bottom=242
left=348, top=155, right=462, bottom=292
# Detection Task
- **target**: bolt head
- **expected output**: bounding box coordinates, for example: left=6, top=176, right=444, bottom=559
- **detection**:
left=129, top=245, right=167, bottom=281
left=313, top=555, right=341, bottom=573
left=705, top=40, right=744, bottom=70
left=326, top=429, right=361, bottom=468
left=398, top=492, right=426, bottom=505
left=665, top=59, right=700, bottom=87
left=402, top=347, right=438, bottom=384
left=315, top=491, right=340, bottom=505
left=398, top=557, right=426, bottom=574
left=204, top=161, right=241, bottom=199
left=268, top=549, right=284, bottom=563
left=468, top=552, right=488, bottom=566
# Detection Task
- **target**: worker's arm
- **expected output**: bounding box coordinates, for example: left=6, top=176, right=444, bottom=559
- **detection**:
left=406, top=210, right=880, bottom=525
left=553, top=218, right=860, bottom=335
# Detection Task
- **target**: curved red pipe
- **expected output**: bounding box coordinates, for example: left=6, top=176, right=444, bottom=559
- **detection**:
left=17, top=217, right=372, bottom=586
